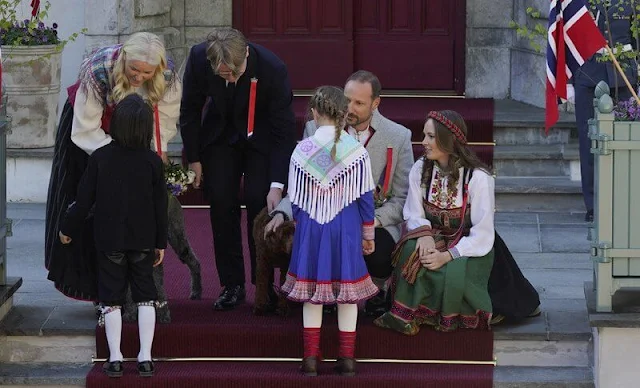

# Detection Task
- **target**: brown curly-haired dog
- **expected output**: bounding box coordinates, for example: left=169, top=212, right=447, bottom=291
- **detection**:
left=252, top=207, right=295, bottom=316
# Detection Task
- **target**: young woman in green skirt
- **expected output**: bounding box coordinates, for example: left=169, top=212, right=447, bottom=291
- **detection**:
left=374, top=110, right=495, bottom=334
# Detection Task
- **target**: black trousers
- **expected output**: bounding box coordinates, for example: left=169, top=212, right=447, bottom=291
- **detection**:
left=201, top=140, right=270, bottom=287
left=98, top=250, right=157, bottom=306
left=364, top=228, right=396, bottom=279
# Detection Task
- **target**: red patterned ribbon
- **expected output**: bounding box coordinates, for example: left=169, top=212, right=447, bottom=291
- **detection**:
left=382, top=146, right=393, bottom=195
left=154, top=105, right=162, bottom=157
left=247, top=78, right=257, bottom=137
left=427, top=111, right=467, bottom=144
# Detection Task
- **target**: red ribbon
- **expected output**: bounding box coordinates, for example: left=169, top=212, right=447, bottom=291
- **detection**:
left=30, top=0, right=40, bottom=17
left=247, top=78, right=257, bottom=137
left=154, top=105, right=162, bottom=157
left=382, top=146, right=393, bottom=195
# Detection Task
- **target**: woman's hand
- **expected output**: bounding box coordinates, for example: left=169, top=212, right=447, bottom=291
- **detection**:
left=154, top=249, right=165, bottom=267
left=161, top=152, right=169, bottom=164
left=59, top=231, right=72, bottom=244
left=420, top=249, right=452, bottom=271
left=415, top=235, right=436, bottom=258
left=362, top=239, right=375, bottom=255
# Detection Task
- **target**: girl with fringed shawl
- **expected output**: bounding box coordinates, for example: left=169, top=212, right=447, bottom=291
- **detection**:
left=374, top=110, right=496, bottom=334
left=280, top=86, right=379, bottom=377
left=44, top=32, right=182, bottom=302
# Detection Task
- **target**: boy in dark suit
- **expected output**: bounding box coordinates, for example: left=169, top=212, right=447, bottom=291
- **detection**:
left=60, top=94, right=167, bottom=378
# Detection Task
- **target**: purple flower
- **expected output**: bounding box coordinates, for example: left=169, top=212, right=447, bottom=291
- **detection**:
left=38, top=22, right=44, bottom=29
left=52, top=23, right=58, bottom=29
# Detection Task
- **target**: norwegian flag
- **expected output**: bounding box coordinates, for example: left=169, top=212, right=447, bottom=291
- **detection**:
left=546, top=0, right=606, bottom=131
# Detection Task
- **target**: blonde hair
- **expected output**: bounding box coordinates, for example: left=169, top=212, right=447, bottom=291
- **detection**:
left=309, top=86, right=349, bottom=160
left=111, top=32, right=168, bottom=105
left=205, top=27, right=248, bottom=75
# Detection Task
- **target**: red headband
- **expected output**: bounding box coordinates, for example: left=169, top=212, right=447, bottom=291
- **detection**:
left=427, top=111, right=467, bottom=144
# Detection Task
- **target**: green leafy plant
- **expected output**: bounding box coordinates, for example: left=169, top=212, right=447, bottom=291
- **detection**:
left=0, top=0, right=85, bottom=52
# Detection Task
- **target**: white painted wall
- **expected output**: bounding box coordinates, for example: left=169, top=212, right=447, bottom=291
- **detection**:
left=13, top=0, right=86, bottom=118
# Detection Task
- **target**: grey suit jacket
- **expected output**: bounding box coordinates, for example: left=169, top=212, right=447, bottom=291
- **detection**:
left=277, top=109, right=413, bottom=242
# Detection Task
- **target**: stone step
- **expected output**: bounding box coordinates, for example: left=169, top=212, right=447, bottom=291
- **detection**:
left=494, top=366, right=594, bottom=388
left=495, top=177, right=585, bottom=212
left=493, top=143, right=579, bottom=178
left=0, top=362, right=593, bottom=387
left=0, top=362, right=88, bottom=387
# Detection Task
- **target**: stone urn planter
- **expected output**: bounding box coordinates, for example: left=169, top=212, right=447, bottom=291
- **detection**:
left=1, top=45, right=62, bottom=148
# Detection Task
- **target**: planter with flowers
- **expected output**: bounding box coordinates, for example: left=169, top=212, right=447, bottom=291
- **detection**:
left=589, top=82, right=640, bottom=313
left=0, top=0, right=83, bottom=148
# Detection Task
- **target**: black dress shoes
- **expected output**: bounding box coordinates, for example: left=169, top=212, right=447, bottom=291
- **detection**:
left=137, top=360, right=155, bottom=377
left=213, top=285, right=246, bottom=311
left=102, top=360, right=123, bottom=378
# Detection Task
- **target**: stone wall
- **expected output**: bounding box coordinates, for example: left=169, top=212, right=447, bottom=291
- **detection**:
left=465, top=0, right=514, bottom=100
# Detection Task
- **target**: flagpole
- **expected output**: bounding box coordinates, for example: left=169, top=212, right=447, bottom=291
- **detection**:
left=605, top=45, right=640, bottom=106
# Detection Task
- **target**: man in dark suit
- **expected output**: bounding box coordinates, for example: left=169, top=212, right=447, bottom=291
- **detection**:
left=180, top=27, right=296, bottom=310
left=574, top=2, right=637, bottom=222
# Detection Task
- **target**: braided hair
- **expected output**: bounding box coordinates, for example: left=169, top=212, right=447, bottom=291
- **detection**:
left=308, top=86, right=349, bottom=160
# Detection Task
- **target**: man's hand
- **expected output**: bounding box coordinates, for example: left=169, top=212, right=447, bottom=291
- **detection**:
left=154, top=249, right=165, bottom=267
left=266, top=188, right=283, bottom=212
left=189, top=162, right=203, bottom=189
left=415, top=235, right=436, bottom=258
left=59, top=231, right=72, bottom=244
left=362, top=239, right=375, bottom=255
left=264, top=213, right=285, bottom=239
left=161, top=152, right=169, bottom=164
left=420, top=249, right=452, bottom=271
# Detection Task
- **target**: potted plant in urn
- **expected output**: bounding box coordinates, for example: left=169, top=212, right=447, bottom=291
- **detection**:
left=0, top=0, right=84, bottom=148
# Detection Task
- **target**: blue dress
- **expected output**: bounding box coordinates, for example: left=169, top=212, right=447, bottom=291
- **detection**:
left=280, top=126, right=379, bottom=304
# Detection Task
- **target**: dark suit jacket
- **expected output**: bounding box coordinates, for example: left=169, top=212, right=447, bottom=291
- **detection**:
left=60, top=142, right=168, bottom=252
left=180, top=42, right=296, bottom=184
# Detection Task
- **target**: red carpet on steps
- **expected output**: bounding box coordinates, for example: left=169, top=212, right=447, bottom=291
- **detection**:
left=86, top=209, right=494, bottom=387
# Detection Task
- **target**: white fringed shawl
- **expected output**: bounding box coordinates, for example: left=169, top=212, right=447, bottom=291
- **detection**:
left=288, top=125, right=374, bottom=224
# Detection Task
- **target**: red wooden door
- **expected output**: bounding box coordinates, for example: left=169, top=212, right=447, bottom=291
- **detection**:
left=353, top=0, right=464, bottom=92
left=233, top=0, right=465, bottom=93
left=233, top=0, right=354, bottom=89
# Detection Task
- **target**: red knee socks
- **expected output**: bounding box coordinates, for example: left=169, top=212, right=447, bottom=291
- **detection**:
left=303, top=327, right=321, bottom=358
left=339, top=330, right=356, bottom=359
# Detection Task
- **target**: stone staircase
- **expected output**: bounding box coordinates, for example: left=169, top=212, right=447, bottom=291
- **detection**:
left=492, top=99, right=583, bottom=213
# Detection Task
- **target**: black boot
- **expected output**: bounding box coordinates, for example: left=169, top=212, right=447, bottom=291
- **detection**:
left=301, top=356, right=318, bottom=376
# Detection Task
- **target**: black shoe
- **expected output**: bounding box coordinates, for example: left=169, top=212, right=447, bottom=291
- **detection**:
left=334, top=357, right=356, bottom=377
left=102, top=360, right=123, bottom=378
left=213, top=285, right=246, bottom=311
left=137, top=360, right=154, bottom=377
left=364, top=290, right=389, bottom=318
left=585, top=210, right=594, bottom=222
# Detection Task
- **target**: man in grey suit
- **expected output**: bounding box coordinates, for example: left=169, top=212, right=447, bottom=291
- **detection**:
left=267, top=70, right=414, bottom=316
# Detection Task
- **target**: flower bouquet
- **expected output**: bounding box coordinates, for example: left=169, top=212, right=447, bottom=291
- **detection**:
left=165, top=161, right=196, bottom=196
